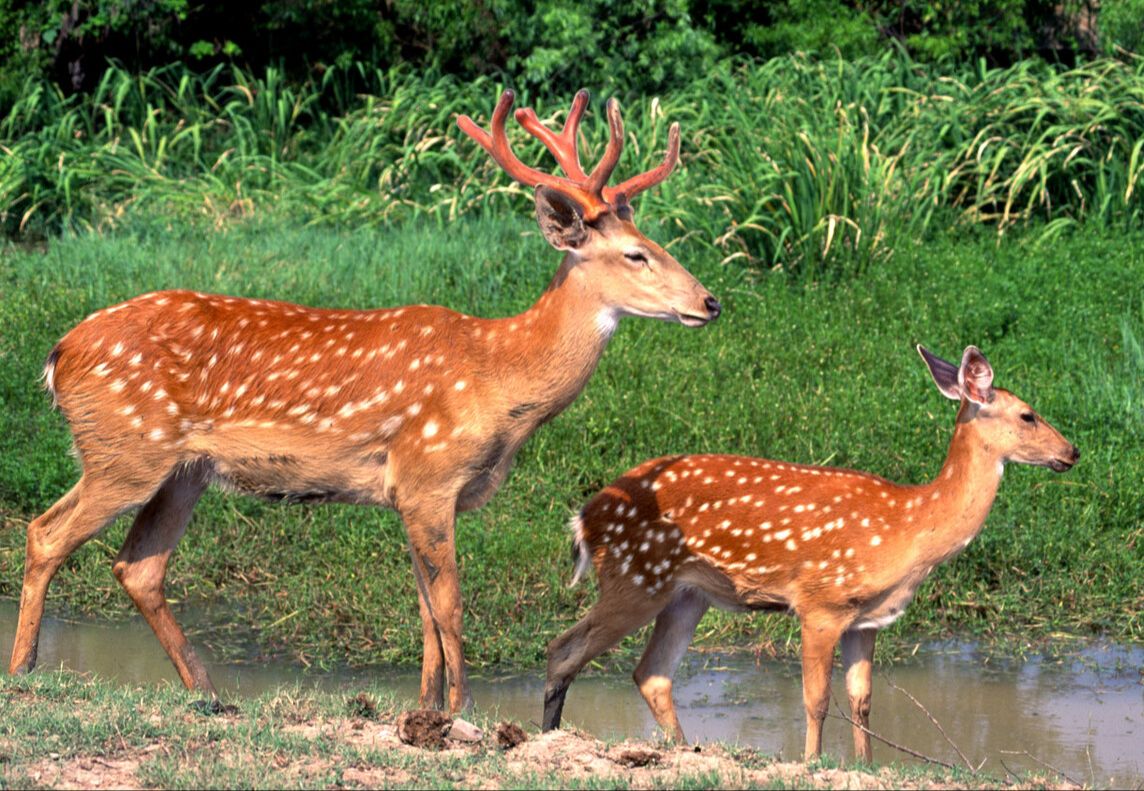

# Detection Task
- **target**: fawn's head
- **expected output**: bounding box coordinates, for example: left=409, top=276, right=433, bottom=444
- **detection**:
left=918, top=344, right=1079, bottom=472
left=458, top=90, right=720, bottom=331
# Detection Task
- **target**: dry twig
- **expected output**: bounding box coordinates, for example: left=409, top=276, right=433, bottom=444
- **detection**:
left=882, top=675, right=980, bottom=771
left=999, top=749, right=1082, bottom=787
left=828, top=696, right=957, bottom=770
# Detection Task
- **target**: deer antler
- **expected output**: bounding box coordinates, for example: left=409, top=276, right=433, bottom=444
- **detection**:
left=457, top=90, right=681, bottom=221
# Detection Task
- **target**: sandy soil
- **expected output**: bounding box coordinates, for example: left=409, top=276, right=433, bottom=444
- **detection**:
left=11, top=709, right=1076, bottom=790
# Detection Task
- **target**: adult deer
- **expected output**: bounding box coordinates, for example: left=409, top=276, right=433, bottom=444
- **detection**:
left=8, top=90, right=720, bottom=713
left=543, top=345, right=1078, bottom=762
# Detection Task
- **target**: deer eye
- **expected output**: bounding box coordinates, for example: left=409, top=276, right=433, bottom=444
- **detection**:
left=623, top=250, right=648, bottom=266
left=1020, top=412, right=1036, bottom=425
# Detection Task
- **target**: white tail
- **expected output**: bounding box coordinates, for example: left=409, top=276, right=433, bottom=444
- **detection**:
left=542, top=345, right=1078, bottom=762
left=8, top=89, right=720, bottom=713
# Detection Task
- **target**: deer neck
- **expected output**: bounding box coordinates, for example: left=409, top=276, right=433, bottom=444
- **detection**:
left=912, top=409, right=1006, bottom=566
left=489, top=254, right=616, bottom=422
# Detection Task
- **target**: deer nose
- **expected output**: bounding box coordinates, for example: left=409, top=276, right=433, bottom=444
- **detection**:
left=1070, top=445, right=1080, bottom=462
left=703, top=296, right=722, bottom=321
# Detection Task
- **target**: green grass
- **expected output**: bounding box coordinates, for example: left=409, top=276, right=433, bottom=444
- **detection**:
left=1, top=214, right=1140, bottom=672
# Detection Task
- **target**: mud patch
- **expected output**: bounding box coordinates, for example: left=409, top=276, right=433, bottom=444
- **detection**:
left=396, top=709, right=451, bottom=750
left=495, top=721, right=527, bottom=750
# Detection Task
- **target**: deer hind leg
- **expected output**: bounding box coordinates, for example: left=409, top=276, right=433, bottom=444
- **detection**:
left=9, top=473, right=160, bottom=676
left=799, top=616, right=845, bottom=761
left=632, top=587, right=709, bottom=742
left=404, top=505, right=471, bottom=713
left=840, top=628, right=877, bottom=763
left=112, top=462, right=214, bottom=697
left=542, top=586, right=665, bottom=732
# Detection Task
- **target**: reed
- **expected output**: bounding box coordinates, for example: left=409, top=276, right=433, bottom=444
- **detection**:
left=4, top=54, right=1144, bottom=278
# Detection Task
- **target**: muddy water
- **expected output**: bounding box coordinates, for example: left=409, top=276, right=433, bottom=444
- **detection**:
left=2, top=602, right=1140, bottom=786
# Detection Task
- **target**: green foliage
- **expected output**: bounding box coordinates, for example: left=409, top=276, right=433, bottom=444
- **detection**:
left=1100, top=0, right=1144, bottom=55
left=869, top=0, right=1042, bottom=62
left=740, top=0, right=881, bottom=60
left=5, top=54, right=1144, bottom=278
left=503, top=0, right=722, bottom=96
left=0, top=0, right=1116, bottom=105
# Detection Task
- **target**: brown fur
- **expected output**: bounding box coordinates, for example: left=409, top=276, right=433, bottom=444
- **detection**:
left=9, top=93, right=719, bottom=714
left=543, top=346, right=1078, bottom=763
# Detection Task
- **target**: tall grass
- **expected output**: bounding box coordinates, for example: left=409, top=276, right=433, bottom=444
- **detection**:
left=4, top=53, right=1144, bottom=277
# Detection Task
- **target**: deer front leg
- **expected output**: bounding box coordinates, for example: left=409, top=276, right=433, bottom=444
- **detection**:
left=411, top=579, right=446, bottom=710
left=799, top=616, right=845, bottom=761
left=840, top=628, right=877, bottom=763
left=403, top=504, right=472, bottom=713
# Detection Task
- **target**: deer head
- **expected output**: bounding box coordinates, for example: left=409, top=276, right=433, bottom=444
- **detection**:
left=918, top=345, right=1079, bottom=472
left=458, top=90, right=721, bottom=333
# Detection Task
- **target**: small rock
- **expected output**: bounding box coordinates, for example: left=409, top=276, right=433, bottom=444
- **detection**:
left=396, top=709, right=451, bottom=750
left=447, top=717, right=484, bottom=743
left=495, top=721, right=528, bottom=750
left=615, top=748, right=660, bottom=768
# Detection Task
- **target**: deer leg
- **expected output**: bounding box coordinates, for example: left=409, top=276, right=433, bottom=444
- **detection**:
left=840, top=628, right=877, bottom=763
left=800, top=617, right=844, bottom=761
left=9, top=475, right=153, bottom=676
left=543, top=590, right=664, bottom=732
left=403, top=506, right=471, bottom=713
left=632, top=587, right=709, bottom=742
left=411, top=578, right=446, bottom=710
left=112, top=464, right=214, bottom=697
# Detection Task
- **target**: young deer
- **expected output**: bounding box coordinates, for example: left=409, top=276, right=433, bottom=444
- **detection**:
left=8, top=90, right=720, bottom=713
left=543, top=345, right=1079, bottom=762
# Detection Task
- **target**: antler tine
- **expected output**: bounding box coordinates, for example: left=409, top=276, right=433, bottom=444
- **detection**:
left=586, top=98, right=625, bottom=196
left=605, top=122, right=680, bottom=205
left=458, top=89, right=608, bottom=215
left=457, top=90, right=548, bottom=188
left=514, top=89, right=590, bottom=180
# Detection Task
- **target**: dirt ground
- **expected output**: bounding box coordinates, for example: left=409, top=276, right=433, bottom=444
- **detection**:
left=12, top=710, right=1075, bottom=790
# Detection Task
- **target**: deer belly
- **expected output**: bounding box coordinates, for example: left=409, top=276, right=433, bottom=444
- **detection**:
left=208, top=454, right=381, bottom=505
left=850, top=583, right=922, bottom=630
left=184, top=417, right=391, bottom=505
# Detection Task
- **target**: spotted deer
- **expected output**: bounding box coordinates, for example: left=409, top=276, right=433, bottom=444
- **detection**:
left=8, top=90, right=720, bottom=713
left=543, top=345, right=1078, bottom=762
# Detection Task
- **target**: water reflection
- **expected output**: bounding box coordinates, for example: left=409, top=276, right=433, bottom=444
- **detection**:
left=1, top=602, right=1140, bottom=785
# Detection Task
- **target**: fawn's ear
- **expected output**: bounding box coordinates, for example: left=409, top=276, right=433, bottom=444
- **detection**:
left=917, top=344, right=961, bottom=400
left=535, top=186, right=589, bottom=250
left=958, top=345, right=995, bottom=404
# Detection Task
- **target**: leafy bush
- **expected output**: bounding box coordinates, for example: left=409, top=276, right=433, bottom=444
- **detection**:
left=0, top=0, right=1117, bottom=105
left=1100, top=0, right=1144, bottom=55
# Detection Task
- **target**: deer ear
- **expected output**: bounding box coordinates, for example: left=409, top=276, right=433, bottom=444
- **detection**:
left=958, top=345, right=995, bottom=405
left=535, top=186, right=589, bottom=250
left=917, top=345, right=961, bottom=400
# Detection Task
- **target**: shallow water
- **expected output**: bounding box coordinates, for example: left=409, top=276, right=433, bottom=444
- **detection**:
left=2, top=601, right=1140, bottom=786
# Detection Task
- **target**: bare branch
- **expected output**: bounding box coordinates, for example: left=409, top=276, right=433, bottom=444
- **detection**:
left=828, top=697, right=958, bottom=770
left=883, top=675, right=976, bottom=771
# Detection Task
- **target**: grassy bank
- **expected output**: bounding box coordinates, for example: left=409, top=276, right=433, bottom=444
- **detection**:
left=0, top=671, right=1063, bottom=788
left=1, top=215, right=1140, bottom=670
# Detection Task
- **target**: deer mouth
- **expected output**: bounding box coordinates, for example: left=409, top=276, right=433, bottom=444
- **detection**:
left=1048, top=457, right=1075, bottom=472
left=677, top=312, right=712, bottom=328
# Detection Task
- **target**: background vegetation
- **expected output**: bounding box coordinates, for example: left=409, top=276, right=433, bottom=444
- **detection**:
left=0, top=0, right=1130, bottom=108
left=1, top=1, right=1141, bottom=675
